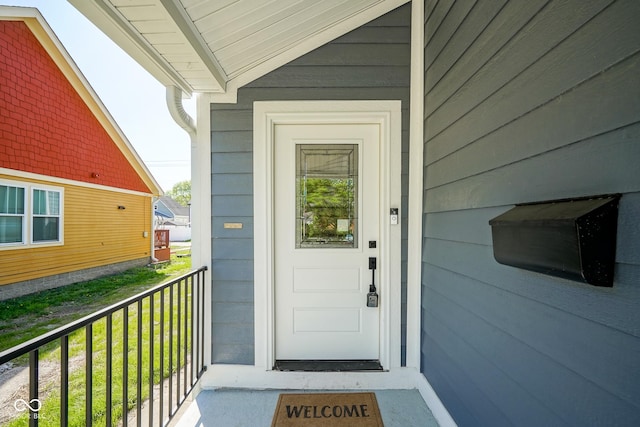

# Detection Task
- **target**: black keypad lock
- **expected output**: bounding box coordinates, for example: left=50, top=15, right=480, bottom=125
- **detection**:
left=367, top=290, right=379, bottom=308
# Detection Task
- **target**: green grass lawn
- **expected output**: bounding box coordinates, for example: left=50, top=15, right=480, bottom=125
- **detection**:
left=0, top=255, right=191, bottom=352
left=0, top=254, right=194, bottom=426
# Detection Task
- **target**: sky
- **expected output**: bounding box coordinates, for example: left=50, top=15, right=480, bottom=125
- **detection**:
left=1, top=0, right=195, bottom=192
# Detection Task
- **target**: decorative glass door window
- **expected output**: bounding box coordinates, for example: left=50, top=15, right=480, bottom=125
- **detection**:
left=296, top=144, right=358, bottom=248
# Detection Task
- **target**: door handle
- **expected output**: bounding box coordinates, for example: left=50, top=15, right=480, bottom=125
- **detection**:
left=367, top=257, right=378, bottom=308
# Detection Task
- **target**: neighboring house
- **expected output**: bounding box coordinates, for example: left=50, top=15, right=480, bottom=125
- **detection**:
left=155, top=195, right=189, bottom=226
left=71, top=1, right=640, bottom=426
left=154, top=195, right=191, bottom=241
left=0, top=7, right=162, bottom=301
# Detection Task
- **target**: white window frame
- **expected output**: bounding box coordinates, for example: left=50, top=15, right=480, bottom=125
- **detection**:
left=0, top=180, right=27, bottom=246
left=0, top=179, right=64, bottom=250
left=30, top=185, right=64, bottom=245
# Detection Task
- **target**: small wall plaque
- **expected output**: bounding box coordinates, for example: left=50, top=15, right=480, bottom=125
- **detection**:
left=223, top=222, right=243, bottom=229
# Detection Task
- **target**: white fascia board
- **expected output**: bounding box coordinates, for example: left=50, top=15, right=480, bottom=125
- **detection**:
left=158, top=0, right=228, bottom=90
left=0, top=5, right=39, bottom=19
left=212, top=0, right=411, bottom=104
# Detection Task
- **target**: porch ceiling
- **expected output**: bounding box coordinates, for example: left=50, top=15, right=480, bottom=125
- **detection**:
left=68, top=0, right=409, bottom=97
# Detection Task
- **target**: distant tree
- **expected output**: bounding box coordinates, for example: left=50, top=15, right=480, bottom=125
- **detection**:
left=302, top=178, right=355, bottom=241
left=166, top=180, right=191, bottom=206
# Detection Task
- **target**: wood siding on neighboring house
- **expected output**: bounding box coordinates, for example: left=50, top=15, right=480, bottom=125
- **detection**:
left=421, top=0, right=640, bottom=426
left=210, top=4, right=411, bottom=365
left=0, top=174, right=153, bottom=287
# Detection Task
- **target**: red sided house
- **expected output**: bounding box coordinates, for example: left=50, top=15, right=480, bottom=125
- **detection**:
left=0, top=7, right=162, bottom=300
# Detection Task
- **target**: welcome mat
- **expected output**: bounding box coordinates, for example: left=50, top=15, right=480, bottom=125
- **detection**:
left=271, top=392, right=384, bottom=426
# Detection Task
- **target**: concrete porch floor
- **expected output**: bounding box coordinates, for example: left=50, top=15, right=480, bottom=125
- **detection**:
left=174, top=389, right=439, bottom=427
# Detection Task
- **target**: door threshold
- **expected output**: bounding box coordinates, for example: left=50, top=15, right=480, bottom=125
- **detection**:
left=274, top=360, right=383, bottom=372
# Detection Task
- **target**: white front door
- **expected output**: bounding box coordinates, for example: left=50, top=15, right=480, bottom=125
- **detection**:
left=274, top=123, right=380, bottom=360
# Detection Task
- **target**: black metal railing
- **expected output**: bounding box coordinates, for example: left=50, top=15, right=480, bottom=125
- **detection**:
left=0, top=266, right=208, bottom=427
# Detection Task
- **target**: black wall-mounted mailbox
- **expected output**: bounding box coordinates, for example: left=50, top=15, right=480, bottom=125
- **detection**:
left=489, top=195, right=620, bottom=287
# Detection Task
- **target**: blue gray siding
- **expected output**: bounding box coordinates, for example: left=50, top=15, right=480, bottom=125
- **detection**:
left=210, top=4, right=411, bottom=365
left=421, top=0, right=640, bottom=426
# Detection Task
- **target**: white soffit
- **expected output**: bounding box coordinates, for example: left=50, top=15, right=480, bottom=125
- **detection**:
left=69, top=0, right=409, bottom=98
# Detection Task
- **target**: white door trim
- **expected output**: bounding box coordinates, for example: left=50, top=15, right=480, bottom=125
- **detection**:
left=254, top=100, right=402, bottom=371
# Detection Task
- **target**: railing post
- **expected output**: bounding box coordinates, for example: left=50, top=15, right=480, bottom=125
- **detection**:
left=177, top=279, right=182, bottom=405
left=61, top=336, right=69, bottom=426
left=106, top=314, right=113, bottom=427
left=137, top=299, right=143, bottom=427
left=183, top=277, right=188, bottom=397
left=159, top=289, right=165, bottom=426
left=148, top=295, right=154, bottom=424
left=86, top=324, right=93, bottom=426
left=123, top=306, right=129, bottom=427
left=195, top=271, right=200, bottom=379
left=190, top=274, right=195, bottom=386
left=168, top=284, right=173, bottom=415
left=29, top=349, right=38, bottom=427
left=200, top=269, right=206, bottom=376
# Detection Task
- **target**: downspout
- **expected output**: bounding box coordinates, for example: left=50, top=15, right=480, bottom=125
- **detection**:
left=166, top=85, right=196, bottom=139
left=166, top=85, right=213, bottom=373
left=165, top=85, right=197, bottom=262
